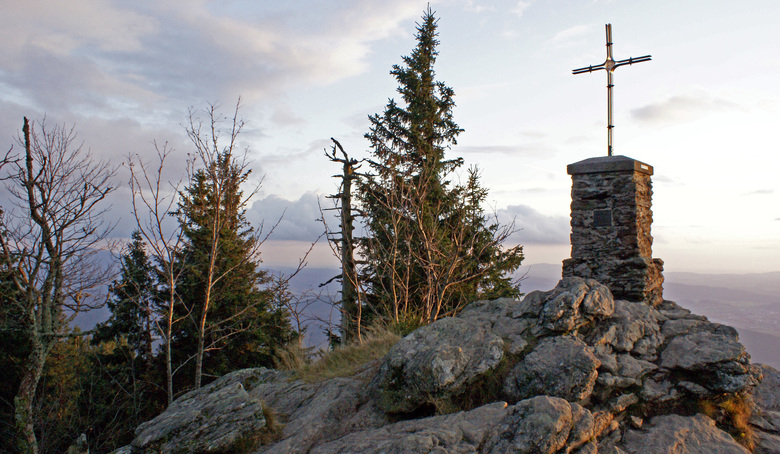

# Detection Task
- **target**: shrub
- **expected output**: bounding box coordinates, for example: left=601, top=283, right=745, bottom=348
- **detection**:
left=699, top=393, right=755, bottom=450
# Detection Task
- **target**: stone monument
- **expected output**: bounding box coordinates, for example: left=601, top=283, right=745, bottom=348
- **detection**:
left=564, top=24, right=663, bottom=306
left=561, top=156, right=664, bottom=306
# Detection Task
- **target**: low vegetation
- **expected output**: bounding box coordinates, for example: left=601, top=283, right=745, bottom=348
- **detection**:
left=699, top=393, right=755, bottom=450
left=278, top=326, right=401, bottom=383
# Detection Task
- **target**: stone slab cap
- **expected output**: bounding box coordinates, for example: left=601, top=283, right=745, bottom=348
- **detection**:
left=567, top=155, right=653, bottom=175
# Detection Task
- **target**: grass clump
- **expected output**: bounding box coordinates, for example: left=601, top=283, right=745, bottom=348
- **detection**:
left=699, top=393, right=755, bottom=450
left=274, top=342, right=315, bottom=372
left=291, top=325, right=401, bottom=383
left=258, top=404, right=284, bottom=445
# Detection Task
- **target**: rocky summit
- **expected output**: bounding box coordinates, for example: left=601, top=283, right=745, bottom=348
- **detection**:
left=113, top=278, right=780, bottom=454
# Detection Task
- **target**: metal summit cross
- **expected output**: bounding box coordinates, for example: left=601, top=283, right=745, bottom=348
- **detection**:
left=573, top=24, right=651, bottom=156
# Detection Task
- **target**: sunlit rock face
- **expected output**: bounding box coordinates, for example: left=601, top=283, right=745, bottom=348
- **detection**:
left=115, top=277, right=776, bottom=454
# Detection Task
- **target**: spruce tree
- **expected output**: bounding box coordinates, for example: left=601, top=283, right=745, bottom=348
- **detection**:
left=93, top=231, right=156, bottom=369
left=173, top=147, right=294, bottom=389
left=359, top=8, right=523, bottom=328
left=90, top=231, right=161, bottom=447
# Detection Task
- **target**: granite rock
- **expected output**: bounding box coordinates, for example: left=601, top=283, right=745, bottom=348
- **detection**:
left=371, top=316, right=504, bottom=413
left=114, top=277, right=773, bottom=454
left=504, top=336, right=600, bottom=403
left=619, top=414, right=749, bottom=453
left=131, top=369, right=270, bottom=454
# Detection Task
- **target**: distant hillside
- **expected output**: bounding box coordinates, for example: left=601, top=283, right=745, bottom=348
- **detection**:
left=665, top=271, right=780, bottom=298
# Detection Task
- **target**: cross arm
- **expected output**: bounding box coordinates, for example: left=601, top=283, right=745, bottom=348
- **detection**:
left=614, top=55, right=651, bottom=69
left=572, top=64, right=607, bottom=75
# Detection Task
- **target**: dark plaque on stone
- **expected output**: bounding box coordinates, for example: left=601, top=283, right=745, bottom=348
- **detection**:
left=593, top=209, right=612, bottom=227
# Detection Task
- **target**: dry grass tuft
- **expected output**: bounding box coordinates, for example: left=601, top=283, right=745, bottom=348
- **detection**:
left=295, top=326, right=401, bottom=383
left=274, top=342, right=314, bottom=371
left=221, top=403, right=284, bottom=453
left=258, top=404, right=284, bottom=445
left=699, top=393, right=755, bottom=450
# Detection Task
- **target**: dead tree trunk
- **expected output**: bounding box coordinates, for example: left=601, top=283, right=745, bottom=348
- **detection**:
left=325, top=139, right=362, bottom=343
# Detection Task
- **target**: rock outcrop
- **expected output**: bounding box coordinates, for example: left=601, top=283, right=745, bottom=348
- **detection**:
left=752, top=365, right=780, bottom=453
left=115, top=277, right=778, bottom=454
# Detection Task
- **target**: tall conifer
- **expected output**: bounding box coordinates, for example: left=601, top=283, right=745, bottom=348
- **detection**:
left=173, top=149, right=294, bottom=389
left=359, top=8, right=523, bottom=327
left=90, top=231, right=161, bottom=446
left=93, top=231, right=156, bottom=367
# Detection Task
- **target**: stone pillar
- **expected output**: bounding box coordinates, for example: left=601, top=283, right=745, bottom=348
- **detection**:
left=562, top=155, right=664, bottom=306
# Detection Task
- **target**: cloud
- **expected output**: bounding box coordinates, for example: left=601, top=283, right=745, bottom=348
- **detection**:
left=0, top=0, right=157, bottom=58
left=521, top=130, right=546, bottom=139
left=652, top=175, right=677, bottom=184
left=631, top=91, right=742, bottom=125
left=247, top=192, right=330, bottom=242
left=259, top=139, right=333, bottom=167
left=565, top=135, right=593, bottom=145
left=270, top=104, right=307, bottom=128
left=0, top=0, right=423, bottom=122
left=511, top=1, right=533, bottom=18
left=458, top=142, right=554, bottom=157
left=498, top=204, right=569, bottom=245
left=462, top=0, right=495, bottom=13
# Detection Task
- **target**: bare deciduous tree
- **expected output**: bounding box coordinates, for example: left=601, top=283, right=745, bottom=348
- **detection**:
left=182, top=99, right=267, bottom=389
left=127, top=142, right=188, bottom=406
left=0, top=118, right=116, bottom=454
left=409, top=167, right=522, bottom=322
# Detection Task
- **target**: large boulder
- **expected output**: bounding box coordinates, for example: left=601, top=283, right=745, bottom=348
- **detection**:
left=751, top=365, right=780, bottom=454
left=753, top=365, right=780, bottom=412
left=523, top=277, right=615, bottom=335
left=126, top=367, right=389, bottom=454
left=131, top=369, right=270, bottom=454
left=459, top=297, right=533, bottom=354
left=660, top=322, right=760, bottom=393
left=483, top=396, right=598, bottom=454
left=259, top=377, right=387, bottom=454
left=586, top=299, right=664, bottom=359
left=504, top=336, right=600, bottom=404
left=371, top=316, right=504, bottom=413
left=116, top=277, right=768, bottom=454
left=309, top=402, right=510, bottom=453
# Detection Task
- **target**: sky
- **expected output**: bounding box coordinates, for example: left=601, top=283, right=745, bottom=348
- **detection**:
left=1, top=0, right=778, bottom=275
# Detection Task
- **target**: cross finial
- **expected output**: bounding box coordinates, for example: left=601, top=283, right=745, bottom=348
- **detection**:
left=573, top=24, right=651, bottom=157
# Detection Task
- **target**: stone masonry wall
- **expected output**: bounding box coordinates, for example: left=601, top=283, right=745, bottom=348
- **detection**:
left=562, top=156, right=664, bottom=306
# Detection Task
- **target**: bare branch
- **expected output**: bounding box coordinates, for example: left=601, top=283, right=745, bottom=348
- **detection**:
left=1, top=117, right=117, bottom=452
